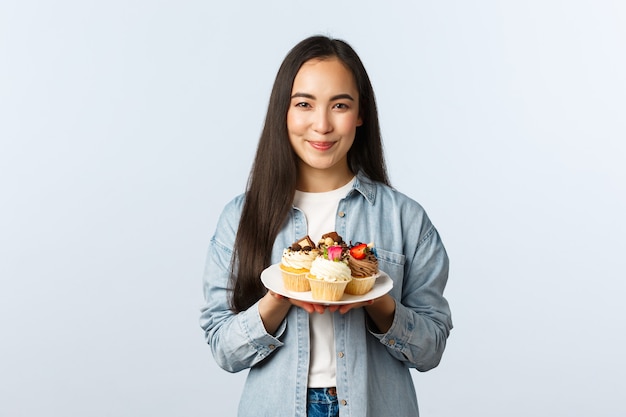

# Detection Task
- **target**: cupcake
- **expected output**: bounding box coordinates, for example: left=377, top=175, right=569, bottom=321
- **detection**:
left=345, top=242, right=379, bottom=295
left=280, top=235, right=318, bottom=291
left=307, top=243, right=352, bottom=301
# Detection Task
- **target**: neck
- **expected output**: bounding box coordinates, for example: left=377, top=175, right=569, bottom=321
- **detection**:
left=296, top=164, right=354, bottom=192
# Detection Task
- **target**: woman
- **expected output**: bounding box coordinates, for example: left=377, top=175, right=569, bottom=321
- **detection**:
left=200, top=35, right=452, bottom=417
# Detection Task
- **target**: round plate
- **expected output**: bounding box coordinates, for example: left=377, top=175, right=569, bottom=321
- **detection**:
left=260, top=263, right=393, bottom=305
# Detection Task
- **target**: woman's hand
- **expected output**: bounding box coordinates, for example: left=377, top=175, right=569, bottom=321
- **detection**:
left=363, top=294, right=396, bottom=333
left=261, top=291, right=396, bottom=334
left=333, top=300, right=374, bottom=314
left=269, top=291, right=327, bottom=314
left=258, top=291, right=293, bottom=334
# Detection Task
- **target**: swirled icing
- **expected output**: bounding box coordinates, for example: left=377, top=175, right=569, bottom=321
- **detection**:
left=281, top=248, right=319, bottom=270
left=309, top=257, right=351, bottom=282
left=348, top=253, right=378, bottom=278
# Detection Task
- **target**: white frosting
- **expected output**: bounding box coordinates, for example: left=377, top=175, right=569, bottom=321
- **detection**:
left=281, top=248, right=319, bottom=270
left=309, top=257, right=351, bottom=282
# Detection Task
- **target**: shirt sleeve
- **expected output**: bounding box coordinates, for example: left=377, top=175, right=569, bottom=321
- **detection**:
left=199, top=200, right=286, bottom=373
left=367, top=223, right=453, bottom=372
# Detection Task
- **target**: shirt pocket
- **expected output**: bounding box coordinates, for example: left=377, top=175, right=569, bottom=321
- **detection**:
left=375, top=247, right=405, bottom=285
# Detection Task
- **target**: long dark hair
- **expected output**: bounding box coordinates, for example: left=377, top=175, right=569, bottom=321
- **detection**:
left=229, top=35, right=390, bottom=312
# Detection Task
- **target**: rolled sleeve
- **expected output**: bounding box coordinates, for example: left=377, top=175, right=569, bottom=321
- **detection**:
left=240, top=301, right=286, bottom=357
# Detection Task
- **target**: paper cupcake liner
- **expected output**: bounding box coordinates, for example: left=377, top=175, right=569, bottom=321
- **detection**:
left=307, top=275, right=351, bottom=301
left=281, top=270, right=310, bottom=292
left=345, top=275, right=377, bottom=295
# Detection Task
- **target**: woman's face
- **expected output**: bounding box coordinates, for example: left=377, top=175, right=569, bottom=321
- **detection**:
left=287, top=57, right=362, bottom=184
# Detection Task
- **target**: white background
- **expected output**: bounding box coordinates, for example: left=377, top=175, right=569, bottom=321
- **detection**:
left=2, top=1, right=625, bottom=416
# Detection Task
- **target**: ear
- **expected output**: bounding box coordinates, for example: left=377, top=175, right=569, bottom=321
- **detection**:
left=356, top=115, right=363, bottom=127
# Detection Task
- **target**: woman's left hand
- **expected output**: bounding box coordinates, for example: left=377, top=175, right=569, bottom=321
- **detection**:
left=330, top=295, right=396, bottom=333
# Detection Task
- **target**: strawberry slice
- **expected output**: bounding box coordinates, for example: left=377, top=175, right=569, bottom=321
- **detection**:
left=349, top=243, right=368, bottom=260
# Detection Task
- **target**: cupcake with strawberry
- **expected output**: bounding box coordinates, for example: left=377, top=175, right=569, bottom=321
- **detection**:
left=345, top=242, right=379, bottom=295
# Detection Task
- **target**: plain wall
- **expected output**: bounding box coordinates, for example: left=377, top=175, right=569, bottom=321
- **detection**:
left=1, top=1, right=625, bottom=416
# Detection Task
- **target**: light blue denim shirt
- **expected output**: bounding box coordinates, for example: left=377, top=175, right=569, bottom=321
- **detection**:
left=200, top=173, right=453, bottom=417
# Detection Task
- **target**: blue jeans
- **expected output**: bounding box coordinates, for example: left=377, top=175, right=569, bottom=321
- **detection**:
left=307, top=387, right=339, bottom=417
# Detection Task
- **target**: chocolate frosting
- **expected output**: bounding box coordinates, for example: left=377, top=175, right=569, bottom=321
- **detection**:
left=348, top=253, right=378, bottom=278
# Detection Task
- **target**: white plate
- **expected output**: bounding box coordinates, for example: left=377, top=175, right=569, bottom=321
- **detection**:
left=260, top=263, right=393, bottom=305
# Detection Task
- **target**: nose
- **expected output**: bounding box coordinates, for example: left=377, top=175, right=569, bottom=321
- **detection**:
left=313, top=109, right=333, bottom=134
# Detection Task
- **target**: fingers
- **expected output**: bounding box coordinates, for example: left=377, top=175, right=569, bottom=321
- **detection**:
left=327, top=304, right=340, bottom=313
left=270, top=291, right=374, bottom=315
left=287, top=299, right=316, bottom=314
left=287, top=299, right=329, bottom=314
left=312, top=303, right=327, bottom=314
left=338, top=300, right=374, bottom=314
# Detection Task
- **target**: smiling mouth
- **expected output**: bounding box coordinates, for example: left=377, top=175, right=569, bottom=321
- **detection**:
left=308, top=141, right=335, bottom=151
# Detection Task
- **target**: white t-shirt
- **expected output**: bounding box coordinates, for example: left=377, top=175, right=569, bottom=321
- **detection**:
left=293, top=177, right=355, bottom=388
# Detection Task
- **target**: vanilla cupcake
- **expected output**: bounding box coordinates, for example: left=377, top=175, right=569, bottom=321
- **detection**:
left=280, top=236, right=318, bottom=291
left=345, top=242, right=379, bottom=295
left=307, top=244, right=352, bottom=301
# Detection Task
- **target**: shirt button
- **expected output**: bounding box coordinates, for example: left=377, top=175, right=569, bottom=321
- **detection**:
left=340, top=400, right=347, bottom=406
left=268, top=344, right=276, bottom=350
left=388, top=339, right=396, bottom=346
left=338, top=211, right=345, bottom=217
left=338, top=352, right=344, bottom=358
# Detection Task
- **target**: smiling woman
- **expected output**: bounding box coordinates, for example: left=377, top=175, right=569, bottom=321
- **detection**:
left=287, top=58, right=363, bottom=192
left=199, top=35, right=452, bottom=417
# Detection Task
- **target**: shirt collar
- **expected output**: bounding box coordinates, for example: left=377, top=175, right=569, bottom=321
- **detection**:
left=351, top=172, right=377, bottom=205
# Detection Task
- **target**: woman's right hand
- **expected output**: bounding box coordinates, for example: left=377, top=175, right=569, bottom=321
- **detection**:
left=259, top=291, right=333, bottom=333
left=268, top=291, right=327, bottom=314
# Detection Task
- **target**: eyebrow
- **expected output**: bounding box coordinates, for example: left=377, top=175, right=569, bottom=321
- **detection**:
left=290, top=92, right=355, bottom=101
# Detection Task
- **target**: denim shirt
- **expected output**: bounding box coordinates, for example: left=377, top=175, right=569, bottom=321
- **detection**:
left=200, top=173, right=453, bottom=417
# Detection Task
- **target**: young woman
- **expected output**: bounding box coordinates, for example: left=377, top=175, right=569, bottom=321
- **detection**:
left=200, top=36, right=453, bottom=417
